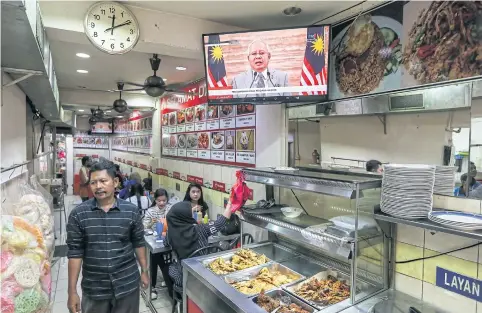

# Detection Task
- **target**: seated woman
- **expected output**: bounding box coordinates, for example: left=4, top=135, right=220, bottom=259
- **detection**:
left=127, top=183, right=152, bottom=211
left=166, top=201, right=238, bottom=288
left=183, top=183, right=209, bottom=217
left=143, top=188, right=172, bottom=299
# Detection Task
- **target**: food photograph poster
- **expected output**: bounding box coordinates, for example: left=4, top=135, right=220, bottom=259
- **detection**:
left=160, top=79, right=256, bottom=167
left=329, top=1, right=482, bottom=100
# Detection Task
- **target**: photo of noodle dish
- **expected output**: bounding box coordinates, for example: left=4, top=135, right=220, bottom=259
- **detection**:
left=211, top=132, right=225, bottom=149
left=330, top=13, right=403, bottom=98
left=186, top=134, right=198, bottom=149
left=402, top=1, right=482, bottom=85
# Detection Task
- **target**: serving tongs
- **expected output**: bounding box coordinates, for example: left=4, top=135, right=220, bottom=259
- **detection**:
left=270, top=296, right=292, bottom=313
left=243, top=199, right=279, bottom=214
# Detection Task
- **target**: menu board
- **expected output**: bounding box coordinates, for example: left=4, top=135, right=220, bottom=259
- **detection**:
left=73, top=132, right=108, bottom=149
left=160, top=79, right=256, bottom=167
left=329, top=1, right=482, bottom=101
left=90, top=121, right=113, bottom=134
left=113, top=113, right=153, bottom=154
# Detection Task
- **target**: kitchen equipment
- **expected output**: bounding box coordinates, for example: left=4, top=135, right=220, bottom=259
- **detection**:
left=280, top=207, right=303, bottom=218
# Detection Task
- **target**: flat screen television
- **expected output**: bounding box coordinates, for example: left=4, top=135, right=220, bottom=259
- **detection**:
left=202, top=25, right=330, bottom=104
left=90, top=121, right=113, bottom=134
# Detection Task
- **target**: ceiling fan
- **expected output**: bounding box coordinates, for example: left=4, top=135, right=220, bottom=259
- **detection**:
left=119, top=53, right=189, bottom=97
left=88, top=106, right=109, bottom=124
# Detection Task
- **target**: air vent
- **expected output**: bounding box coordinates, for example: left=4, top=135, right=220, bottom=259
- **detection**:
left=389, top=93, right=424, bottom=111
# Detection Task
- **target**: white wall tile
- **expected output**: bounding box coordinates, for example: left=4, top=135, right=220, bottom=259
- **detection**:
left=423, top=282, right=476, bottom=313
left=394, top=273, right=422, bottom=300
left=397, top=224, right=424, bottom=247
left=424, top=231, right=479, bottom=262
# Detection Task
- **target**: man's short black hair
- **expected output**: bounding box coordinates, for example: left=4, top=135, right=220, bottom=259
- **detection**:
left=461, top=173, right=476, bottom=186
left=366, top=160, right=382, bottom=172
left=81, top=156, right=90, bottom=166
left=89, top=160, right=117, bottom=179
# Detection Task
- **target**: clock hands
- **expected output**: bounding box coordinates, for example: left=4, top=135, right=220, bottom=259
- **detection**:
left=108, top=14, right=116, bottom=35
left=104, top=20, right=132, bottom=33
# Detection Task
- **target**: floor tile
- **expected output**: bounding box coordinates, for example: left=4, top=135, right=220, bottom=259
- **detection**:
left=52, top=301, right=67, bottom=313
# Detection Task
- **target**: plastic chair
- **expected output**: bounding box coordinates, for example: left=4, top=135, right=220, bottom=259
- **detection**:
left=227, top=233, right=254, bottom=249
left=171, top=246, right=225, bottom=313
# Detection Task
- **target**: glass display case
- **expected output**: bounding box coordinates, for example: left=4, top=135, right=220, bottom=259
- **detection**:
left=182, top=167, right=389, bottom=313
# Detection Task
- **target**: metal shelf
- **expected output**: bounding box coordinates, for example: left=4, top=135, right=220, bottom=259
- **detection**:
left=374, top=212, right=482, bottom=241
left=241, top=212, right=383, bottom=259
left=242, top=168, right=381, bottom=198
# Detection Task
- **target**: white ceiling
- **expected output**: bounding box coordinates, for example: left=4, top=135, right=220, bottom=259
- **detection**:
left=125, top=1, right=358, bottom=29
left=39, top=0, right=366, bottom=115
left=50, top=39, right=204, bottom=92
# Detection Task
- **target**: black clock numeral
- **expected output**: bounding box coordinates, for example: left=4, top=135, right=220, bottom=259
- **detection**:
left=101, top=40, right=105, bottom=45
left=127, top=37, right=131, bottom=42
left=90, top=22, right=95, bottom=28
left=121, top=12, right=124, bottom=17
left=111, top=43, right=115, bottom=49
left=130, top=29, right=134, bottom=35
left=94, top=14, right=100, bottom=20
left=109, top=7, right=115, bottom=13
left=101, top=9, right=105, bottom=15
left=93, top=32, right=98, bottom=37
left=120, top=43, right=125, bottom=49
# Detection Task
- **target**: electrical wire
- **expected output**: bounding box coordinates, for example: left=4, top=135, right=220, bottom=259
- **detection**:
left=395, top=242, right=482, bottom=264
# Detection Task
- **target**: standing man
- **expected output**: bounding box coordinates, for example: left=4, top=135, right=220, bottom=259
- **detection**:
left=67, top=160, right=149, bottom=313
left=232, top=39, right=290, bottom=98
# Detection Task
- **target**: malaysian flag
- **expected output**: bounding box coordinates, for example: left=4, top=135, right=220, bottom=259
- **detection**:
left=207, top=35, right=228, bottom=88
left=300, top=26, right=329, bottom=95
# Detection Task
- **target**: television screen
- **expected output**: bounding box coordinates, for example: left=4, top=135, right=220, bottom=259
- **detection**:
left=90, top=121, right=113, bottom=134
left=203, top=25, right=330, bottom=104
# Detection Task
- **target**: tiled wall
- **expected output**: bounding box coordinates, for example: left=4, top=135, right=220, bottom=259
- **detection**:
left=395, top=196, right=482, bottom=313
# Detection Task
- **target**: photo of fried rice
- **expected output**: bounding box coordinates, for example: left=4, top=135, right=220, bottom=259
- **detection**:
left=332, top=14, right=403, bottom=96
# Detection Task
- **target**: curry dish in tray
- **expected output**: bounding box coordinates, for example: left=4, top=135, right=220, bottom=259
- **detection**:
left=231, top=267, right=299, bottom=296
left=208, top=249, right=268, bottom=275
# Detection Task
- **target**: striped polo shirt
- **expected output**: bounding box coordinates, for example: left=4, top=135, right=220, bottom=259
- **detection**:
left=66, top=198, right=145, bottom=300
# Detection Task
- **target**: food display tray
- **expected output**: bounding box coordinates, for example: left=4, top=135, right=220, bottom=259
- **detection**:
left=249, top=243, right=299, bottom=262
left=279, top=256, right=329, bottom=278
left=251, top=289, right=317, bottom=313
left=201, top=250, right=271, bottom=276
left=283, top=270, right=351, bottom=310
left=224, top=262, right=305, bottom=297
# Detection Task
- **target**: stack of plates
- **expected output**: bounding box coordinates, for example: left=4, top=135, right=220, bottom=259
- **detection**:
left=428, top=211, right=482, bottom=230
left=434, top=166, right=456, bottom=196
left=381, top=164, right=435, bottom=219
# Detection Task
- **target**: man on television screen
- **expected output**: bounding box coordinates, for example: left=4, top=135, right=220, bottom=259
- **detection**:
left=232, top=40, right=290, bottom=98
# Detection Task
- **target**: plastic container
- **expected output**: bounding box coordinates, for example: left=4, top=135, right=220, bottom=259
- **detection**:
left=280, top=207, right=303, bottom=218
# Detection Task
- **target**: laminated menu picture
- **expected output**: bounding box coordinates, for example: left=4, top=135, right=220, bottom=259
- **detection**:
left=185, top=108, right=195, bottom=123
left=219, top=104, right=235, bottom=118
left=177, top=110, right=186, bottom=124
left=197, top=132, right=210, bottom=149
left=236, top=104, right=255, bottom=115
left=207, top=105, right=219, bottom=119
left=211, top=131, right=225, bottom=150
left=236, top=129, right=255, bottom=151
left=225, top=130, right=235, bottom=150
left=195, top=104, right=207, bottom=122
left=162, top=114, right=169, bottom=126
left=169, top=112, right=177, bottom=125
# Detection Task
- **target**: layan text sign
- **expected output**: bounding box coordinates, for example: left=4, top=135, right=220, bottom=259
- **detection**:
left=436, top=267, right=482, bottom=302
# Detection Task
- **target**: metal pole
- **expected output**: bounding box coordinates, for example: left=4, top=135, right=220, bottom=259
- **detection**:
left=52, top=127, right=57, bottom=179
left=350, top=183, right=360, bottom=304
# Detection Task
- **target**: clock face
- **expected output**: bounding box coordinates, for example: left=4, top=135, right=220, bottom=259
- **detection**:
left=84, top=2, right=140, bottom=55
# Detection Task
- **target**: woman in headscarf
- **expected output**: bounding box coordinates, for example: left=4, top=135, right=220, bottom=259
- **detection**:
left=166, top=201, right=239, bottom=288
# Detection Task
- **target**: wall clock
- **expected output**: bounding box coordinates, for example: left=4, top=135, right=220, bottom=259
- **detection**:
left=84, top=1, right=140, bottom=55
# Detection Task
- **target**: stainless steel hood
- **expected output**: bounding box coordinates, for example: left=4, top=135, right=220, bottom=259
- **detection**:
left=289, top=83, right=471, bottom=120
left=1, top=1, right=67, bottom=125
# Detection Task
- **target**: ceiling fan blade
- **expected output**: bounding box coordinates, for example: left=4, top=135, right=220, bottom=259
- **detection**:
left=122, top=88, right=145, bottom=92
left=124, top=82, right=145, bottom=87
left=164, top=88, right=193, bottom=95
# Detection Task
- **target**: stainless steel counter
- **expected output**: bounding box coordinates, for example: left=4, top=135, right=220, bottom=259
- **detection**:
left=180, top=243, right=376, bottom=313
